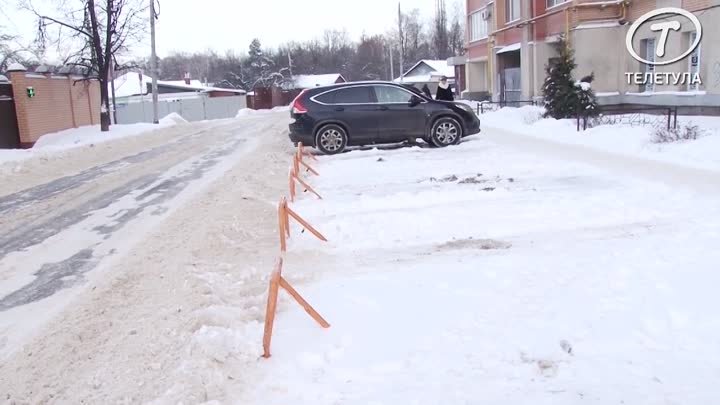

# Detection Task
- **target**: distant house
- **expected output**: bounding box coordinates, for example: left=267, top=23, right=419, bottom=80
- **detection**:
left=110, top=72, right=246, bottom=102
left=393, top=60, right=456, bottom=96
left=247, top=73, right=347, bottom=110
left=286, top=74, right=346, bottom=90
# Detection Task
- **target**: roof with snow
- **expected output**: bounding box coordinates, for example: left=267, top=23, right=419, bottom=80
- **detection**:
left=110, top=72, right=245, bottom=97
left=290, top=74, right=346, bottom=89
left=394, top=60, right=455, bottom=84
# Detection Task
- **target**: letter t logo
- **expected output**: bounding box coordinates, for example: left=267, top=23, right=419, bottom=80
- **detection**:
left=650, top=20, right=681, bottom=57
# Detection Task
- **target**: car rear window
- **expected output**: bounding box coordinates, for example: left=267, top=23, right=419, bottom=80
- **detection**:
left=314, top=91, right=335, bottom=104
left=331, top=87, right=373, bottom=104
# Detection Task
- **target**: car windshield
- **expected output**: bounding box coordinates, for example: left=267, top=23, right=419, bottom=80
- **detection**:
left=398, top=84, right=428, bottom=99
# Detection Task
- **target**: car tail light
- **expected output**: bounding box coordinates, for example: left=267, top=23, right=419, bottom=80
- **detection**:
left=291, top=90, right=309, bottom=114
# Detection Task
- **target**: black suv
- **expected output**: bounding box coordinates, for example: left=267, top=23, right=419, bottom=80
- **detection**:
left=288, top=81, right=480, bottom=154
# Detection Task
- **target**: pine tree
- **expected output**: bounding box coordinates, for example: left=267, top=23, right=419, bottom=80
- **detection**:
left=246, top=38, right=284, bottom=89
left=574, top=72, right=599, bottom=119
left=542, top=36, right=577, bottom=119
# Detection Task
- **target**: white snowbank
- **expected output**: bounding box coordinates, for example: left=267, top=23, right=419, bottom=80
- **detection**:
left=236, top=106, right=290, bottom=118
left=158, top=112, right=188, bottom=125
left=0, top=113, right=186, bottom=166
left=480, top=105, right=720, bottom=171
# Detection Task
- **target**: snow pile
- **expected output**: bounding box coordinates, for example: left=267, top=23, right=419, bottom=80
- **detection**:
left=158, top=112, right=188, bottom=125
left=481, top=106, right=720, bottom=170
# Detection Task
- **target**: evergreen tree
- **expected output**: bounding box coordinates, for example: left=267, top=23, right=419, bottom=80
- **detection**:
left=574, top=72, right=599, bottom=120
left=246, top=38, right=285, bottom=89
left=542, top=36, right=577, bottom=119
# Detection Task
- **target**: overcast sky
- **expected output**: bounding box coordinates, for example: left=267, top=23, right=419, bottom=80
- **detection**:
left=3, top=0, right=462, bottom=60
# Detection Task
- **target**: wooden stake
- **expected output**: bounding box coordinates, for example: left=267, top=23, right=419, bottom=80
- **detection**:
left=293, top=173, right=322, bottom=200
left=288, top=167, right=296, bottom=202
left=262, top=258, right=283, bottom=358
left=298, top=141, right=318, bottom=161
left=299, top=159, right=319, bottom=176
left=286, top=206, right=328, bottom=242
left=279, top=276, right=330, bottom=328
left=278, top=199, right=287, bottom=251
left=293, top=155, right=300, bottom=178
left=282, top=198, right=290, bottom=239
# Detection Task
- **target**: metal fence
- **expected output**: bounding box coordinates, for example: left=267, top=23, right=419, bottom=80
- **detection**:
left=474, top=100, right=539, bottom=114
left=115, top=95, right=247, bottom=124
left=576, top=106, right=679, bottom=131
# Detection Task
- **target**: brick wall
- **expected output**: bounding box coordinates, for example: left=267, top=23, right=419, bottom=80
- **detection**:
left=682, top=0, right=710, bottom=12
left=7, top=71, right=100, bottom=147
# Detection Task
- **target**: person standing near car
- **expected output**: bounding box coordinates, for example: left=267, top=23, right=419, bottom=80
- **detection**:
left=421, top=83, right=432, bottom=98
left=436, top=76, right=454, bottom=101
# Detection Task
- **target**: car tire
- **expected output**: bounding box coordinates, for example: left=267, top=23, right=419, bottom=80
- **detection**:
left=315, top=124, right=348, bottom=155
left=429, top=117, right=463, bottom=148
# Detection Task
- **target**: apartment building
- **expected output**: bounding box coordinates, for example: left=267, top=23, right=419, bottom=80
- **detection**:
left=453, top=0, right=720, bottom=109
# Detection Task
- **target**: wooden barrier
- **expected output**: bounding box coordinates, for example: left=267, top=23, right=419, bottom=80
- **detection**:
left=262, top=257, right=330, bottom=358
left=263, top=144, right=329, bottom=358
left=278, top=197, right=326, bottom=249
left=298, top=141, right=318, bottom=161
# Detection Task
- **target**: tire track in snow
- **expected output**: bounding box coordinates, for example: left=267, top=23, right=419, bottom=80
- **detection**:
left=0, top=120, right=269, bottom=311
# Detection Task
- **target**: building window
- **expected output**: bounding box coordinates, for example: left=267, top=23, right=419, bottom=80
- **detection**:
left=687, top=31, right=701, bottom=91
left=506, top=0, right=521, bottom=22
left=547, top=0, right=569, bottom=8
left=469, top=10, right=488, bottom=41
left=641, top=38, right=655, bottom=92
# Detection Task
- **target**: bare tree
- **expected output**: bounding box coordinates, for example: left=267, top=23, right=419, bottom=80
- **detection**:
left=26, top=0, right=147, bottom=131
left=431, top=0, right=450, bottom=60
left=1, top=31, right=38, bottom=72
left=448, top=3, right=465, bottom=56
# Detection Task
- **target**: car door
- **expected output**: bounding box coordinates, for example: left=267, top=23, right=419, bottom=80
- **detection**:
left=318, top=86, right=379, bottom=144
left=372, top=85, right=427, bottom=141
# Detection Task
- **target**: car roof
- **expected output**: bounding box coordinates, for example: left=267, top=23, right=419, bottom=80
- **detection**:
left=304, top=80, right=409, bottom=93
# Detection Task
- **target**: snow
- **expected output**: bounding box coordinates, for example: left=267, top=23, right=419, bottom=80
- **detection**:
left=292, top=74, right=344, bottom=89
left=236, top=106, right=290, bottom=117
left=479, top=106, right=720, bottom=171
left=111, top=73, right=246, bottom=98
left=2, top=108, right=720, bottom=403
left=0, top=113, right=186, bottom=167
left=236, top=128, right=720, bottom=404
left=574, top=81, right=592, bottom=91
left=596, top=91, right=620, bottom=97
left=394, top=60, right=455, bottom=82
left=112, top=72, right=151, bottom=97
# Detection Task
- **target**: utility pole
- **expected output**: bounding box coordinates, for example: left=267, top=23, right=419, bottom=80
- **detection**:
left=109, top=58, right=117, bottom=124
left=389, top=46, right=394, bottom=80
left=398, top=2, right=404, bottom=82
left=288, top=51, right=293, bottom=77
left=150, top=0, right=159, bottom=124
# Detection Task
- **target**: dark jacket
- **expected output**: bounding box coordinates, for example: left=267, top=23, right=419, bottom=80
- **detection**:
left=436, top=83, right=454, bottom=101
left=421, top=84, right=432, bottom=98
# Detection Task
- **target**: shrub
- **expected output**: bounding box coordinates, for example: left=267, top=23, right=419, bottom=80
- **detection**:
left=652, top=122, right=705, bottom=143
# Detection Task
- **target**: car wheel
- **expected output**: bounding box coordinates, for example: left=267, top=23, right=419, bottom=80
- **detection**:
left=315, top=124, right=348, bottom=155
left=430, top=117, right=462, bottom=147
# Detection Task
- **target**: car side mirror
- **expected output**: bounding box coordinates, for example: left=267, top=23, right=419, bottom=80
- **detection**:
left=409, top=95, right=422, bottom=107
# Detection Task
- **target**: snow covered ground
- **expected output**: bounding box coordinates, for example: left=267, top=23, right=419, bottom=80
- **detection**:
left=475, top=104, right=720, bottom=171
left=233, top=135, right=720, bottom=404
left=1, top=109, right=719, bottom=404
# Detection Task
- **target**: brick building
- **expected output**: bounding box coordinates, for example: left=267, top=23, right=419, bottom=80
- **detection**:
left=0, top=64, right=100, bottom=148
left=455, top=0, right=720, bottom=109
